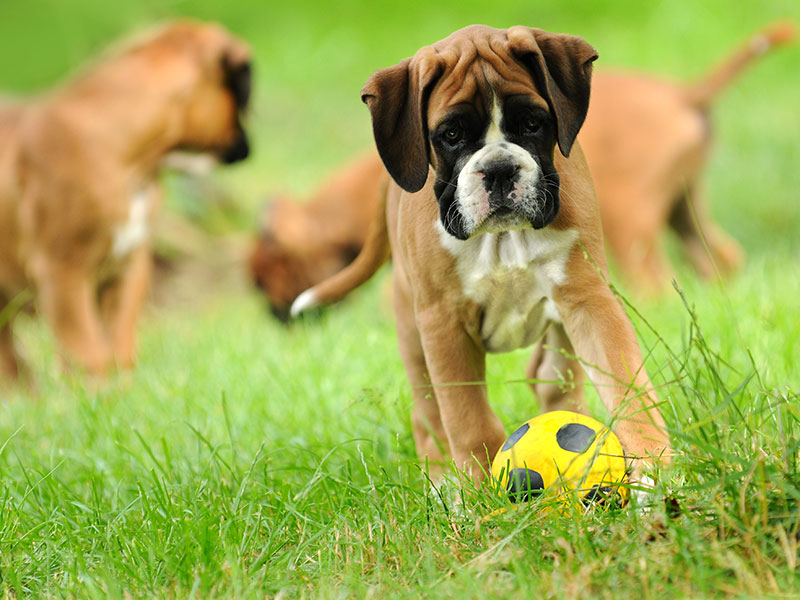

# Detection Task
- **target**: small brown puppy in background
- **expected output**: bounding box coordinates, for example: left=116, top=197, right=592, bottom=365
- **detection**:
left=249, top=153, right=386, bottom=322
left=292, top=25, right=670, bottom=486
left=583, top=21, right=795, bottom=292
left=250, top=22, right=793, bottom=315
left=0, top=21, right=251, bottom=380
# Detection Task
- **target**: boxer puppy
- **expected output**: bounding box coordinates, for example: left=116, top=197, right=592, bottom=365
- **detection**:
left=0, top=20, right=251, bottom=379
left=249, top=153, right=387, bottom=322
left=583, top=21, right=795, bottom=292
left=292, top=25, right=670, bottom=485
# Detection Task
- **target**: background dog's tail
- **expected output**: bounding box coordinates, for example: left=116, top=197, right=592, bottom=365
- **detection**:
left=684, top=20, right=796, bottom=108
left=290, top=176, right=391, bottom=318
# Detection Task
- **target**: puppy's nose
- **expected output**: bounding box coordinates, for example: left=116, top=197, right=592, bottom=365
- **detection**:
left=221, top=128, right=250, bottom=164
left=481, top=161, right=520, bottom=195
left=269, top=303, right=291, bottom=323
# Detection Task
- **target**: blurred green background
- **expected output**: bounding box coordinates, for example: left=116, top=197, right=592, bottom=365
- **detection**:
left=2, top=0, right=797, bottom=260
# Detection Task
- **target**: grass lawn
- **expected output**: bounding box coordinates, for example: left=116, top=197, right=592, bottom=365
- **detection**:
left=1, top=0, right=800, bottom=597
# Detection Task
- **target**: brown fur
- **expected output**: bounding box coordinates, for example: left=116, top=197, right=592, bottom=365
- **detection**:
left=295, top=25, right=670, bottom=484
left=249, top=153, right=388, bottom=321
left=0, top=20, right=251, bottom=380
left=583, top=21, right=795, bottom=292
left=254, top=22, right=794, bottom=312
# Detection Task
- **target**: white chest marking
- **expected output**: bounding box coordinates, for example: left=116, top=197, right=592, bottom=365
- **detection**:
left=438, top=223, right=578, bottom=353
left=112, top=188, right=152, bottom=259
left=160, top=151, right=218, bottom=176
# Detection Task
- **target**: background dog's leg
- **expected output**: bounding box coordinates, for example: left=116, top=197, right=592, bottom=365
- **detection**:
left=416, top=310, right=506, bottom=483
left=0, top=301, right=19, bottom=380
left=669, top=184, right=744, bottom=279
left=525, top=323, right=585, bottom=413
left=31, top=257, right=111, bottom=374
left=554, top=259, right=671, bottom=478
left=605, top=188, right=674, bottom=294
left=100, top=246, right=152, bottom=369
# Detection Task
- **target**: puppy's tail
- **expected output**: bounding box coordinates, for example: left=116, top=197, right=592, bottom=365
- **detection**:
left=290, top=175, right=391, bottom=317
left=684, top=20, right=796, bottom=109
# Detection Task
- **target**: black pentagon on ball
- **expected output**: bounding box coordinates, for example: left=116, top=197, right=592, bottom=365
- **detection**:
left=501, top=423, right=530, bottom=451
left=582, top=485, right=623, bottom=508
left=506, top=468, right=544, bottom=503
left=556, top=422, right=596, bottom=453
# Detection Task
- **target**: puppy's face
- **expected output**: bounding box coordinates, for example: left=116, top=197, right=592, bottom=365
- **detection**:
left=428, top=81, right=560, bottom=239
left=250, top=201, right=359, bottom=322
left=155, top=22, right=252, bottom=163
left=362, top=25, right=597, bottom=240
left=250, top=232, right=309, bottom=323
left=250, top=236, right=357, bottom=322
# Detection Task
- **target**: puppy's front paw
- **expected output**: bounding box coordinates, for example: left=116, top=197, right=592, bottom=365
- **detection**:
left=427, top=473, right=467, bottom=516
left=628, top=473, right=657, bottom=512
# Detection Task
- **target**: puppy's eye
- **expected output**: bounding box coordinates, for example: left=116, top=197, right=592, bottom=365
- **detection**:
left=443, top=126, right=464, bottom=145
left=522, top=117, right=541, bottom=135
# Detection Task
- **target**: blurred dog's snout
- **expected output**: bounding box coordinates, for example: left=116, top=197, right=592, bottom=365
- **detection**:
left=269, top=303, right=291, bottom=324
left=221, top=128, right=249, bottom=164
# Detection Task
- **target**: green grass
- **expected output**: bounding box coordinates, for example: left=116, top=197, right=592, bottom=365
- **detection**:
left=2, top=0, right=800, bottom=597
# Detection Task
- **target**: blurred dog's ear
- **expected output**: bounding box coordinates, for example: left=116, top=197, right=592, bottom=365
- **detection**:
left=361, top=51, right=442, bottom=193
left=507, top=27, right=597, bottom=157
left=222, top=44, right=251, bottom=109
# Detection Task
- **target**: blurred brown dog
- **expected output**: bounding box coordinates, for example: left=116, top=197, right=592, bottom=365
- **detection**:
left=0, top=21, right=251, bottom=379
left=250, top=153, right=387, bottom=321
left=583, top=21, right=795, bottom=292
left=250, top=21, right=793, bottom=313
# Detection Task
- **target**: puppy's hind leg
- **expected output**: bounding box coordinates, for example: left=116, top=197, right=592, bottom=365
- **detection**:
left=669, top=184, right=744, bottom=280
left=525, top=323, right=586, bottom=413
left=604, top=186, right=675, bottom=295
left=0, top=296, right=21, bottom=381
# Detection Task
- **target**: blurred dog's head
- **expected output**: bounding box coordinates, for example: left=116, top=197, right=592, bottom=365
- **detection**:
left=249, top=200, right=359, bottom=322
left=362, top=25, right=596, bottom=240
left=140, top=21, right=252, bottom=164
left=250, top=230, right=309, bottom=323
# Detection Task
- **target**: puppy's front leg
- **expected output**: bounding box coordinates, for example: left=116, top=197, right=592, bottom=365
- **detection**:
left=30, top=255, right=112, bottom=374
left=553, top=251, right=671, bottom=480
left=416, top=308, right=507, bottom=483
left=0, top=307, right=20, bottom=380
left=100, top=245, right=152, bottom=368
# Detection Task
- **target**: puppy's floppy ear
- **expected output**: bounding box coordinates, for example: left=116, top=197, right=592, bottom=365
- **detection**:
left=361, top=51, right=442, bottom=193
left=507, top=27, right=597, bottom=157
left=222, top=42, right=252, bottom=109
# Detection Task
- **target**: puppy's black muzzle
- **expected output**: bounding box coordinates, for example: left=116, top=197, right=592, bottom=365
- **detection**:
left=269, top=303, right=291, bottom=324
left=483, top=160, right=521, bottom=212
left=221, top=60, right=252, bottom=164
left=221, top=126, right=249, bottom=164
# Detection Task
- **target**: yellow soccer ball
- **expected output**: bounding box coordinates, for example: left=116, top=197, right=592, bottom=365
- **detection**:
left=491, top=411, right=629, bottom=508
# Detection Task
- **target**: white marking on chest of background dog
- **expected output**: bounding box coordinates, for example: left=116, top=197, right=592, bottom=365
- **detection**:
left=438, top=222, right=578, bottom=353
left=160, top=151, right=218, bottom=176
left=112, top=187, right=153, bottom=259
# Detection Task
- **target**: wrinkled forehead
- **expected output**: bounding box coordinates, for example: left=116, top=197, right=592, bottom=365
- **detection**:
left=426, top=55, right=548, bottom=128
